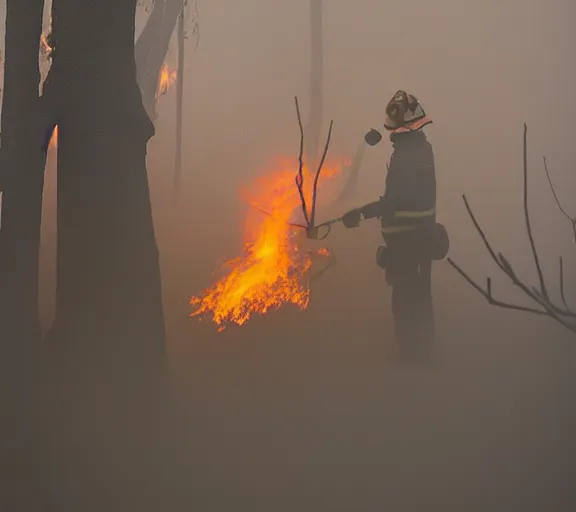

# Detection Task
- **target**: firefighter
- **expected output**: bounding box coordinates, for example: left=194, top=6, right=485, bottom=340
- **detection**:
left=342, top=90, right=443, bottom=359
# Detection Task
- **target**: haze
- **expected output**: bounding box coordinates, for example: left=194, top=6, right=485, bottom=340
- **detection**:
left=6, top=0, right=575, bottom=509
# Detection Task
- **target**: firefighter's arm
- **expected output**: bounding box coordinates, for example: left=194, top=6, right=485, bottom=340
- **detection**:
left=359, top=199, right=384, bottom=219
left=342, top=195, right=394, bottom=228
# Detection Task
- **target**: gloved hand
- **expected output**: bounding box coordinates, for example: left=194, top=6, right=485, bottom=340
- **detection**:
left=342, top=208, right=362, bottom=228
left=364, top=129, right=382, bottom=147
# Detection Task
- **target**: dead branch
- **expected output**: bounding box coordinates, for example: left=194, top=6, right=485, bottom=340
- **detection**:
left=543, top=155, right=576, bottom=243
left=522, top=124, right=548, bottom=299
left=309, top=120, right=333, bottom=227
left=293, top=96, right=334, bottom=236
left=448, top=125, right=576, bottom=335
left=294, top=97, right=310, bottom=228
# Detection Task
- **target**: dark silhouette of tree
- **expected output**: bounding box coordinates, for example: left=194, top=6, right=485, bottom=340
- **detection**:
left=0, top=2, right=58, bottom=508
left=448, top=125, right=576, bottom=336
left=0, top=0, right=48, bottom=342
left=43, top=0, right=166, bottom=350
left=0, top=1, right=188, bottom=506
left=32, top=1, right=191, bottom=508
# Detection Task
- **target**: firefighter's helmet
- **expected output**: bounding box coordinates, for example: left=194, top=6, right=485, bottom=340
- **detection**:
left=383, top=90, right=432, bottom=133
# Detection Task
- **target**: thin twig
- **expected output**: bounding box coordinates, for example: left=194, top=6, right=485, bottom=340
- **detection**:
left=461, top=195, right=503, bottom=269
left=543, top=155, right=576, bottom=243
left=446, top=258, right=548, bottom=316
left=522, top=124, right=548, bottom=299
left=558, top=257, right=571, bottom=314
left=309, top=120, right=333, bottom=228
left=531, top=284, right=575, bottom=319
left=462, top=194, right=552, bottom=310
left=294, top=96, right=310, bottom=227
left=250, top=202, right=307, bottom=230
left=449, top=256, right=576, bottom=333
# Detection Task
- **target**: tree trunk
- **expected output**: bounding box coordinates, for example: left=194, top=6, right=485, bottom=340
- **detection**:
left=41, top=1, right=186, bottom=508
left=135, top=0, right=183, bottom=119
left=305, top=0, right=324, bottom=166
left=0, top=2, right=58, bottom=508
left=0, top=0, right=49, bottom=342
left=44, top=0, right=165, bottom=352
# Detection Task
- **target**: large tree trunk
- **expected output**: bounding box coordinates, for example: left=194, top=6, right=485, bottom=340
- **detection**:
left=305, top=0, right=324, bottom=166
left=41, top=1, right=184, bottom=508
left=44, top=0, right=165, bottom=352
left=0, top=2, right=58, bottom=508
left=135, top=0, right=183, bottom=119
left=0, top=0, right=49, bottom=341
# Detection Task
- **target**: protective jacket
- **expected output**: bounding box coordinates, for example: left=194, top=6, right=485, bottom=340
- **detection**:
left=360, top=129, right=436, bottom=235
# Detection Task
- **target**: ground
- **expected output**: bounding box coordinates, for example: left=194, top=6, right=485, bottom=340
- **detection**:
left=163, top=229, right=576, bottom=511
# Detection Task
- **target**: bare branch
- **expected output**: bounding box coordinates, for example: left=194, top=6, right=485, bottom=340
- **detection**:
left=309, top=120, right=333, bottom=227
left=460, top=195, right=512, bottom=276
left=294, top=96, right=310, bottom=228
left=559, top=257, right=572, bottom=314
left=530, top=286, right=575, bottom=319
left=543, top=155, right=576, bottom=243
left=522, top=124, right=548, bottom=299
left=446, top=258, right=549, bottom=316
left=293, top=96, right=336, bottom=240
left=449, top=125, right=575, bottom=336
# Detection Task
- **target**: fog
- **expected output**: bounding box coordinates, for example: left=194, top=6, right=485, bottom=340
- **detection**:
left=29, top=0, right=576, bottom=509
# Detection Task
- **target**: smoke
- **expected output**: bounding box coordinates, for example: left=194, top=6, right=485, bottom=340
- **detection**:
left=2, top=0, right=574, bottom=509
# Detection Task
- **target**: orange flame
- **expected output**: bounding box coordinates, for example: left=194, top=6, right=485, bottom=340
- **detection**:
left=190, top=159, right=341, bottom=331
left=40, top=32, right=52, bottom=55
left=157, top=65, right=177, bottom=98
left=48, top=125, right=58, bottom=150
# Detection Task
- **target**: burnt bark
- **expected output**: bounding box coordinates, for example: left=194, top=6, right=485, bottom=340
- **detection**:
left=0, top=2, right=57, bottom=508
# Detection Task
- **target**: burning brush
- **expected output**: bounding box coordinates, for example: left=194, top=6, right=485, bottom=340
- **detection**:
left=190, top=97, right=341, bottom=331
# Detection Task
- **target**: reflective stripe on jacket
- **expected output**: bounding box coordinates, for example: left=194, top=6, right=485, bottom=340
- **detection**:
left=381, top=207, right=436, bottom=234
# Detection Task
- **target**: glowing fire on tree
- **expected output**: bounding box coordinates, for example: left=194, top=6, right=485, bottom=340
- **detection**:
left=157, top=65, right=177, bottom=98
left=40, top=32, right=52, bottom=57
left=48, top=125, right=58, bottom=150
left=190, top=158, right=341, bottom=331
